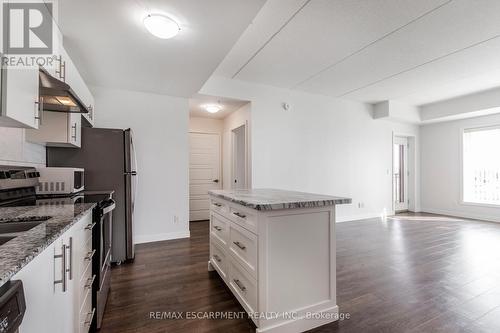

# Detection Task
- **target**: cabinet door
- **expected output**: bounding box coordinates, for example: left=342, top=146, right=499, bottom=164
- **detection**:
left=2, top=66, right=40, bottom=129
left=60, top=47, right=95, bottom=127
left=68, top=111, right=82, bottom=148
left=13, top=242, right=58, bottom=333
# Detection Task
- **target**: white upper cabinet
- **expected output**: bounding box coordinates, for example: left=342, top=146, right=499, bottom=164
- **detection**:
left=1, top=66, right=41, bottom=129
left=26, top=110, right=82, bottom=148
left=0, top=1, right=41, bottom=129
left=61, top=47, right=95, bottom=127
left=0, top=1, right=94, bottom=131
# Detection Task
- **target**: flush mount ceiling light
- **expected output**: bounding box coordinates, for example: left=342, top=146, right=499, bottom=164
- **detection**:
left=143, top=14, right=180, bottom=39
left=204, top=104, right=222, bottom=114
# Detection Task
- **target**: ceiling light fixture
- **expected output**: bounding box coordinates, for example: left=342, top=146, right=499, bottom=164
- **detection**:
left=143, top=14, right=180, bottom=39
left=204, top=104, right=222, bottom=114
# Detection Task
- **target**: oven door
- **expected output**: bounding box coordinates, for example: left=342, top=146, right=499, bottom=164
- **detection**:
left=96, top=199, right=114, bottom=329
left=73, top=170, right=84, bottom=192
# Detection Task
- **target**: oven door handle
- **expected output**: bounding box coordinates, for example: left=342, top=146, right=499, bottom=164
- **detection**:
left=102, top=201, right=116, bottom=214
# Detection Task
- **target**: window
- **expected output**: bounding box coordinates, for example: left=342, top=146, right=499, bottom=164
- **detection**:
left=463, top=126, right=500, bottom=206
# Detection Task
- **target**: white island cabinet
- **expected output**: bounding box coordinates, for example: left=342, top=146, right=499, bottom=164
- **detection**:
left=208, top=189, right=351, bottom=333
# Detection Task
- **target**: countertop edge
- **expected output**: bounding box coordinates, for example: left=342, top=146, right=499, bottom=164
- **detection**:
left=209, top=191, right=352, bottom=211
left=0, top=204, right=96, bottom=287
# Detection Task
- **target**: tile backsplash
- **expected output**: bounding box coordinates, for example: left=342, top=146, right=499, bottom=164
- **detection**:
left=0, top=127, right=45, bottom=167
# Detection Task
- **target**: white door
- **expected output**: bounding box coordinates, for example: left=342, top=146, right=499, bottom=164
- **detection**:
left=189, top=132, right=221, bottom=221
left=393, top=136, right=409, bottom=212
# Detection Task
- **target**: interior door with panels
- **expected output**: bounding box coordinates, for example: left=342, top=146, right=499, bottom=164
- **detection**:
left=189, top=132, right=221, bottom=221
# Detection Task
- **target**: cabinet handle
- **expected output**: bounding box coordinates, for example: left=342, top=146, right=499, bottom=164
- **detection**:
left=62, top=61, right=66, bottom=82
left=85, top=275, right=96, bottom=290
left=233, top=241, right=246, bottom=250
left=55, top=55, right=63, bottom=80
left=66, top=237, right=73, bottom=280
left=85, top=222, right=96, bottom=230
left=54, top=244, right=67, bottom=292
left=233, top=212, right=246, bottom=219
left=71, top=123, right=77, bottom=140
left=84, top=249, right=96, bottom=261
left=34, top=97, right=43, bottom=125
left=213, top=254, right=222, bottom=262
left=233, top=279, right=246, bottom=292
left=89, top=105, right=93, bottom=120
left=84, top=308, right=96, bottom=327
left=213, top=226, right=222, bottom=232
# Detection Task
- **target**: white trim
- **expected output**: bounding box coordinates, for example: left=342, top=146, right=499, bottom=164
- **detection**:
left=459, top=124, right=500, bottom=208
left=134, top=230, right=191, bottom=244
left=392, top=132, right=416, bottom=213
left=421, top=208, right=500, bottom=223
left=229, top=121, right=249, bottom=189
left=336, top=213, right=382, bottom=223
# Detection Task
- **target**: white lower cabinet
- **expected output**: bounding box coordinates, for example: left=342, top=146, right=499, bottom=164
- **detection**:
left=12, top=211, right=94, bottom=333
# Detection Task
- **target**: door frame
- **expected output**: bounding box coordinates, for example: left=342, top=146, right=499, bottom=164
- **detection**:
left=188, top=131, right=222, bottom=221
left=230, top=121, right=249, bottom=189
left=392, top=132, right=417, bottom=214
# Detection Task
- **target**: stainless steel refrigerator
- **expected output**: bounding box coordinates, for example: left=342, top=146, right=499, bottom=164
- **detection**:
left=47, top=127, right=137, bottom=263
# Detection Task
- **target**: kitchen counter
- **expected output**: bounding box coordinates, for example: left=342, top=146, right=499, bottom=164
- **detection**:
left=0, top=202, right=96, bottom=287
left=208, top=188, right=351, bottom=211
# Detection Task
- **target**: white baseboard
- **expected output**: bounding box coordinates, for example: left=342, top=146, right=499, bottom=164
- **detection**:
left=336, top=213, right=381, bottom=223
left=420, top=208, right=500, bottom=223
left=134, top=230, right=190, bottom=244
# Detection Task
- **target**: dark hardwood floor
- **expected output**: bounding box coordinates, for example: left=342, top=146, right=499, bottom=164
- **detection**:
left=99, top=214, right=500, bottom=332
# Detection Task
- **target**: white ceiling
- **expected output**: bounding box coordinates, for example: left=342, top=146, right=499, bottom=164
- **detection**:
left=189, top=94, right=249, bottom=119
left=57, top=0, right=266, bottom=97
left=214, top=0, right=500, bottom=105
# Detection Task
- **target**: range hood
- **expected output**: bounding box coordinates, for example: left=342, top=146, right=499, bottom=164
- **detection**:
left=39, top=68, right=89, bottom=113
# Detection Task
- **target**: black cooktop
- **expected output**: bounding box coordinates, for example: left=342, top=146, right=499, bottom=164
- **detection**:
left=0, top=189, right=111, bottom=208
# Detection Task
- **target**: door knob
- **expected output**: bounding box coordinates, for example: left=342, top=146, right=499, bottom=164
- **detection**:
left=213, top=179, right=219, bottom=183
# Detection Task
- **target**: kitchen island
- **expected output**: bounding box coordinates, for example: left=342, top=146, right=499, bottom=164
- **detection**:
left=208, top=189, right=351, bottom=333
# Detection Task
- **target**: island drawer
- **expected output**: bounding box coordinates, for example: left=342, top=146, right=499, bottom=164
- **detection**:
left=211, top=199, right=229, bottom=214
left=229, top=222, right=258, bottom=279
left=210, top=241, right=228, bottom=281
left=228, top=206, right=257, bottom=234
left=210, top=212, right=230, bottom=246
left=228, top=260, right=257, bottom=315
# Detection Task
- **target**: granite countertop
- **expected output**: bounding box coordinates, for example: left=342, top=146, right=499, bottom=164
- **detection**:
left=0, top=202, right=96, bottom=287
left=208, top=188, right=351, bottom=211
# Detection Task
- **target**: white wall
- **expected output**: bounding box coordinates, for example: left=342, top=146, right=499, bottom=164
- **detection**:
left=201, top=77, right=420, bottom=221
left=92, top=86, right=190, bottom=243
left=189, top=117, right=223, bottom=134
left=421, top=113, right=500, bottom=222
left=0, top=127, right=45, bottom=167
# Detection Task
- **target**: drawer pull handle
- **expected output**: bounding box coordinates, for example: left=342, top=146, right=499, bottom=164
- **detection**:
left=85, top=274, right=96, bottom=289
left=84, top=308, right=96, bottom=326
left=213, top=254, right=222, bottom=262
left=233, top=241, right=246, bottom=250
left=84, top=249, right=96, bottom=261
left=233, top=279, right=247, bottom=292
left=233, top=212, right=246, bottom=219
left=85, top=222, right=96, bottom=230
left=213, top=226, right=222, bottom=232
left=213, top=203, right=222, bottom=207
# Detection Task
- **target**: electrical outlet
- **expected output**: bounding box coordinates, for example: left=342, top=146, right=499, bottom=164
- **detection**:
left=358, top=202, right=365, bottom=208
left=173, top=215, right=179, bottom=223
